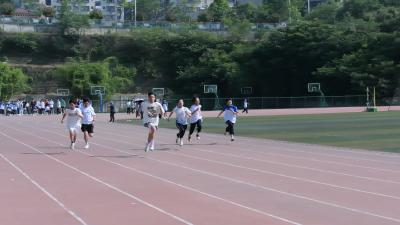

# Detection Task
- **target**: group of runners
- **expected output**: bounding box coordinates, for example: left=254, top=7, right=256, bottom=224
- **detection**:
left=61, top=93, right=246, bottom=152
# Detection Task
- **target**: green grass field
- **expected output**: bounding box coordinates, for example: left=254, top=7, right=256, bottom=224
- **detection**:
left=118, top=111, right=400, bottom=153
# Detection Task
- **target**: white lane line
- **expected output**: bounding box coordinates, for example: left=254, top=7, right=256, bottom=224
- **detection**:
left=232, top=135, right=400, bottom=159
left=82, top=126, right=400, bottom=185
left=21, top=121, right=400, bottom=223
left=165, top=151, right=400, bottom=200
left=146, top=157, right=400, bottom=224
left=222, top=136, right=400, bottom=166
left=0, top=153, right=89, bottom=225
left=93, top=125, right=400, bottom=172
left=22, top=124, right=400, bottom=224
left=0, top=131, right=194, bottom=225
left=9, top=122, right=303, bottom=225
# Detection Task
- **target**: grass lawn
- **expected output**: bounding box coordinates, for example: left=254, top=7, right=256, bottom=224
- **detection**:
left=118, top=111, right=400, bottom=153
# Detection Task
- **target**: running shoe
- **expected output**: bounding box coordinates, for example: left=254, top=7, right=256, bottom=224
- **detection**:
left=150, top=142, right=155, bottom=151
left=144, top=143, right=150, bottom=152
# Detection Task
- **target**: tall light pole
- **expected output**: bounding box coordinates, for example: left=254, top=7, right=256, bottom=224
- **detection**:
left=307, top=0, right=311, bottom=14
left=288, top=0, right=291, bottom=23
left=134, top=0, right=137, bottom=27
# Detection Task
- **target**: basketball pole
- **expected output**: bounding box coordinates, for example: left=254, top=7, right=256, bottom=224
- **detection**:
left=373, top=86, right=376, bottom=108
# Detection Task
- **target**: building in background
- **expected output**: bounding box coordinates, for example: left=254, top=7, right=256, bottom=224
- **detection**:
left=39, top=0, right=124, bottom=21
left=166, top=0, right=214, bottom=10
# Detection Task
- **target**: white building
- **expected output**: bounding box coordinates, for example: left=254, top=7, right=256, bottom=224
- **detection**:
left=167, top=0, right=214, bottom=11
left=40, top=0, right=124, bottom=21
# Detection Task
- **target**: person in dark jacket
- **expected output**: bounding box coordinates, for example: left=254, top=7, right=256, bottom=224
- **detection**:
left=109, top=102, right=116, bottom=123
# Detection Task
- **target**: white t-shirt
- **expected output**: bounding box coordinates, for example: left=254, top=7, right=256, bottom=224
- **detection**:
left=173, top=106, right=191, bottom=125
left=66, top=108, right=82, bottom=129
left=81, top=106, right=96, bottom=125
left=190, top=105, right=202, bottom=123
left=244, top=101, right=248, bottom=108
left=142, top=102, right=164, bottom=126
left=223, top=105, right=238, bottom=123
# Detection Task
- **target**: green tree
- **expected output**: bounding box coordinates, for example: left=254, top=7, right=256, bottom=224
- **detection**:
left=307, top=0, right=340, bottom=24
left=89, top=9, right=103, bottom=20
left=337, top=0, right=381, bottom=20
left=0, top=62, right=30, bottom=99
left=41, top=5, right=55, bottom=17
left=0, top=2, right=14, bottom=15
left=207, top=0, right=231, bottom=22
left=234, top=3, right=257, bottom=22
left=55, top=58, right=137, bottom=97
left=58, top=0, right=89, bottom=35
left=177, top=48, right=239, bottom=95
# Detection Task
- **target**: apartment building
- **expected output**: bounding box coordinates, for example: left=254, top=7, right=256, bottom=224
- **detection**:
left=41, top=0, right=124, bottom=21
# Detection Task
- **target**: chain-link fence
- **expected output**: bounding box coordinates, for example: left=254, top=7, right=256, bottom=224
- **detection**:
left=89, top=95, right=367, bottom=113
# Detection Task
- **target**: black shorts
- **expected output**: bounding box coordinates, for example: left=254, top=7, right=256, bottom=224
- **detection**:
left=144, top=123, right=158, bottom=129
left=81, top=124, right=94, bottom=133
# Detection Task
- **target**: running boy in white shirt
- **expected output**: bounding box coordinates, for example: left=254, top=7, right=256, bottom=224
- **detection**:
left=142, top=92, right=165, bottom=152
left=188, top=97, right=203, bottom=142
left=217, top=98, right=238, bottom=141
left=168, top=99, right=191, bottom=146
left=61, top=100, right=83, bottom=150
left=80, top=98, right=96, bottom=149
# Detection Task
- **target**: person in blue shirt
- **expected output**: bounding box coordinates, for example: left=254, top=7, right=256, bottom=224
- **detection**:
left=217, top=98, right=238, bottom=141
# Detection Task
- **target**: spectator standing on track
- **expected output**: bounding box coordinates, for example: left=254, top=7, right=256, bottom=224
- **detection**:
left=243, top=98, right=249, bottom=114
left=49, top=99, right=54, bottom=114
left=26, top=101, right=31, bottom=115
left=109, top=102, right=116, bottom=123
left=40, top=99, right=45, bottom=115
left=188, top=97, right=203, bottom=142
left=61, top=99, right=83, bottom=150
left=126, top=100, right=132, bottom=114
left=218, top=98, right=238, bottom=142
left=0, top=102, right=5, bottom=115
left=142, top=92, right=165, bottom=152
left=60, top=98, right=66, bottom=114
left=56, top=99, right=62, bottom=114
left=80, top=98, right=96, bottom=149
left=168, top=99, right=191, bottom=146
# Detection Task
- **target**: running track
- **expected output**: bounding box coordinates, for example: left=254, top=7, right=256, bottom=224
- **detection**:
left=1, top=114, right=400, bottom=225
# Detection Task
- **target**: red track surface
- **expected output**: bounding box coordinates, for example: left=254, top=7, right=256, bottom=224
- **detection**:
left=1, top=113, right=400, bottom=225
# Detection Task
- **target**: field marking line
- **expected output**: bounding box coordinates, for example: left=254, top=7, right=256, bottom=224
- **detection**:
left=90, top=122, right=400, bottom=170
left=0, top=131, right=194, bottom=225
left=146, top=157, right=400, bottom=224
left=75, top=125, right=400, bottom=185
left=164, top=151, right=400, bottom=200
left=6, top=123, right=303, bottom=225
left=0, top=153, right=89, bottom=225
left=16, top=123, right=400, bottom=224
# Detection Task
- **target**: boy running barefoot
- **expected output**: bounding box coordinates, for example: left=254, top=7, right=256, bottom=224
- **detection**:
left=61, top=100, right=83, bottom=150
left=217, top=99, right=238, bottom=141
left=168, top=99, right=191, bottom=146
left=142, top=92, right=165, bottom=152
left=188, top=97, right=203, bottom=142
left=80, top=98, right=96, bottom=149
